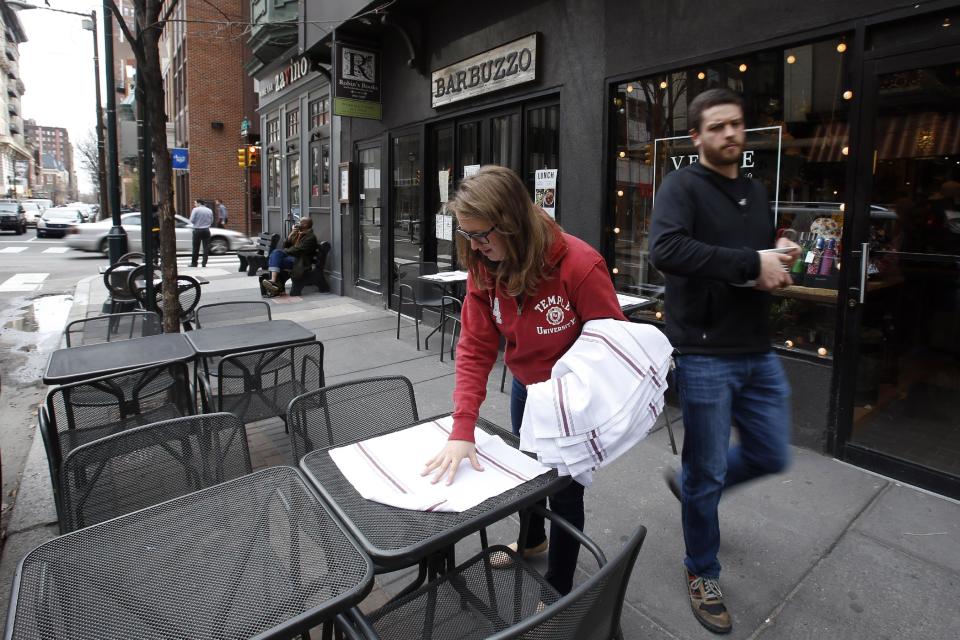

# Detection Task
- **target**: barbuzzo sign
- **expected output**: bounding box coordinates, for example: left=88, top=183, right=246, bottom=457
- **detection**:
left=432, top=34, right=538, bottom=108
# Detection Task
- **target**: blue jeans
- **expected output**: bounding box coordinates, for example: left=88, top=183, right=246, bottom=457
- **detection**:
left=510, top=377, right=585, bottom=595
left=674, top=352, right=791, bottom=579
left=268, top=249, right=296, bottom=272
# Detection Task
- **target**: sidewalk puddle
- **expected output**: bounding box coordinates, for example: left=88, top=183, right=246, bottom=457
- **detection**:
left=1, top=294, right=73, bottom=383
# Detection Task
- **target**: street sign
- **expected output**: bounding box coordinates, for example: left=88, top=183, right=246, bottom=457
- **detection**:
left=171, top=148, right=189, bottom=170
left=240, top=118, right=250, bottom=135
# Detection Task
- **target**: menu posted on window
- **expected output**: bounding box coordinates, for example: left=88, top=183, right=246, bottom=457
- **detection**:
left=535, top=169, right=558, bottom=218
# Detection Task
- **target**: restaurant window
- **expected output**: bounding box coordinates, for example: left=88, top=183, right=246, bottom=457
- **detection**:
left=525, top=105, right=560, bottom=197
left=267, top=118, right=280, bottom=144
left=286, top=108, right=300, bottom=139
left=288, top=154, right=301, bottom=215
left=267, top=153, right=280, bottom=207
left=392, top=133, right=422, bottom=265
left=309, top=142, right=330, bottom=208
left=309, top=97, right=330, bottom=129
left=610, top=36, right=852, bottom=358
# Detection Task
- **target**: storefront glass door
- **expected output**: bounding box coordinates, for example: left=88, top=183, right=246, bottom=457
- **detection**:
left=839, top=49, right=960, bottom=497
left=357, top=144, right=382, bottom=290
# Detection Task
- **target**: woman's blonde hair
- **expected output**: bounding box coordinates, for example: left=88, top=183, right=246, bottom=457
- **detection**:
left=448, top=165, right=558, bottom=297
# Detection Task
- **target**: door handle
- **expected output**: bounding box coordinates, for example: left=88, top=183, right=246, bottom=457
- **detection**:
left=858, top=242, right=869, bottom=304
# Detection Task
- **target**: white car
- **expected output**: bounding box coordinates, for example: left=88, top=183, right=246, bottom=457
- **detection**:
left=37, top=208, right=85, bottom=238
left=21, top=202, right=42, bottom=226
left=65, top=212, right=253, bottom=254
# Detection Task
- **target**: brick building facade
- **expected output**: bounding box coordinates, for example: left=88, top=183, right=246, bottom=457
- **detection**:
left=163, top=0, right=258, bottom=233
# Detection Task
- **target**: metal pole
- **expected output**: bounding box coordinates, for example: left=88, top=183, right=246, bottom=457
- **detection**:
left=135, top=20, right=154, bottom=309
left=102, top=1, right=126, bottom=262
left=89, top=11, right=108, bottom=223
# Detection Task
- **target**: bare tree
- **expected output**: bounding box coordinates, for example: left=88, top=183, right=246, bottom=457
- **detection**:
left=105, top=0, right=180, bottom=331
left=76, top=131, right=101, bottom=209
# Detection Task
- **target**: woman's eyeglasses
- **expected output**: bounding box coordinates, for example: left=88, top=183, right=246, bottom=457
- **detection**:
left=455, top=226, right=496, bottom=245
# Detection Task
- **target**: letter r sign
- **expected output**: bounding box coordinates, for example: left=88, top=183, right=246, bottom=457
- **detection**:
left=342, top=47, right=377, bottom=82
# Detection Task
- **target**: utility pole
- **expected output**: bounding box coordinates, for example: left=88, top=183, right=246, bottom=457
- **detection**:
left=87, top=12, right=109, bottom=222
left=102, top=1, right=127, bottom=261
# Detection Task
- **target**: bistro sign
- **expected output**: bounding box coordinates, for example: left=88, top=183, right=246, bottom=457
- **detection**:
left=432, top=34, right=538, bottom=108
left=259, top=55, right=313, bottom=98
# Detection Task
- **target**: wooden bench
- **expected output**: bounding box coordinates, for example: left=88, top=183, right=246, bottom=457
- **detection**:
left=258, top=241, right=331, bottom=297
left=237, top=233, right=279, bottom=276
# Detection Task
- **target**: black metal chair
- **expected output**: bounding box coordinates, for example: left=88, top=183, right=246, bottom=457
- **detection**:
left=194, top=301, right=272, bottom=329
left=287, top=375, right=418, bottom=463
left=200, top=341, right=325, bottom=427
left=152, top=274, right=202, bottom=330
left=439, top=296, right=462, bottom=363
left=58, top=413, right=253, bottom=533
left=118, top=251, right=145, bottom=263
left=41, top=361, right=195, bottom=517
left=338, top=507, right=647, bottom=640
left=102, top=260, right=140, bottom=314
left=62, top=311, right=162, bottom=347
left=394, top=261, right=445, bottom=351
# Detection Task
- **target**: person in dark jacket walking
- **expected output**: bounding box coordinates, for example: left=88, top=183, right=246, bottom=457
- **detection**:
left=262, top=217, right=318, bottom=296
left=649, top=88, right=799, bottom=635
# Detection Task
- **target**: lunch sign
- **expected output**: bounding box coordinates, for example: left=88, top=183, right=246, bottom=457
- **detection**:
left=432, top=34, right=539, bottom=108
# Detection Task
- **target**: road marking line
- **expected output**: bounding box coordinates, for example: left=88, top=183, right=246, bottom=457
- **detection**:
left=0, top=246, right=29, bottom=253
left=0, top=273, right=50, bottom=292
left=42, top=247, right=70, bottom=254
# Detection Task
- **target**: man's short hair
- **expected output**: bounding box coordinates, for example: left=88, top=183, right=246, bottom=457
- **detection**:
left=688, top=88, right=744, bottom=133
left=298, top=218, right=313, bottom=230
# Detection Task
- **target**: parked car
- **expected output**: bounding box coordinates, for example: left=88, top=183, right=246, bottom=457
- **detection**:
left=24, top=198, right=53, bottom=212
left=21, top=202, right=41, bottom=226
left=65, top=202, right=94, bottom=222
left=37, top=208, right=85, bottom=238
left=0, top=202, right=27, bottom=235
left=65, top=212, right=253, bottom=254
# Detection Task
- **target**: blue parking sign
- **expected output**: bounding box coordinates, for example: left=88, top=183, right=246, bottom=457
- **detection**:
left=171, top=148, right=189, bottom=170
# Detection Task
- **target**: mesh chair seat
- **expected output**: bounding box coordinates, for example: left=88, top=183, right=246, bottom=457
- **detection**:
left=59, top=413, right=252, bottom=532
left=394, top=262, right=446, bottom=350
left=218, top=380, right=311, bottom=424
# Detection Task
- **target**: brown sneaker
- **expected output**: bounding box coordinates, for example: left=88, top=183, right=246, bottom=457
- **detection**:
left=686, top=569, right=732, bottom=634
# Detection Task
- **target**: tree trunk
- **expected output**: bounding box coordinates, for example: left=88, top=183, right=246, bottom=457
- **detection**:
left=138, top=1, right=180, bottom=333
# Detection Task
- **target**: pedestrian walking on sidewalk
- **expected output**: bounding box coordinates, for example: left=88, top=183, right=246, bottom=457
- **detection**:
left=262, top=218, right=317, bottom=297
left=422, top=165, right=625, bottom=596
left=189, top=199, right=213, bottom=267
left=215, top=199, right=228, bottom=228
left=649, top=88, right=801, bottom=635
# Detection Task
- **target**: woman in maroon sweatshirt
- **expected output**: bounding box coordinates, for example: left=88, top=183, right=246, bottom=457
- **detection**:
left=423, top=165, right=625, bottom=595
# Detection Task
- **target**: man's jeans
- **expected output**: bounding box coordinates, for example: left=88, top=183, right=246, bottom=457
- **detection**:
left=674, top=352, right=791, bottom=579
left=268, top=249, right=296, bottom=272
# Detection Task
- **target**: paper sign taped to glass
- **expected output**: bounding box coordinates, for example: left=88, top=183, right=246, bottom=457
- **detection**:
left=520, top=319, right=673, bottom=485
left=329, top=416, right=551, bottom=512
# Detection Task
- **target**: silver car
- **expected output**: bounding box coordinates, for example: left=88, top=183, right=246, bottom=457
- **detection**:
left=65, top=212, right=252, bottom=254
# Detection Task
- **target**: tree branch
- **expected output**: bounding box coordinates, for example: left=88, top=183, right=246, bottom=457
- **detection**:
left=105, top=0, right=139, bottom=52
left=159, top=0, right=182, bottom=27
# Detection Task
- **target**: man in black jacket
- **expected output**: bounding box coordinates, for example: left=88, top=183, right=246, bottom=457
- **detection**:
left=650, top=88, right=799, bottom=635
left=262, top=218, right=318, bottom=296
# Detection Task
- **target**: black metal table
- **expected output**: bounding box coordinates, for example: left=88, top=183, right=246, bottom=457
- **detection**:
left=43, top=332, right=195, bottom=385
left=4, top=466, right=374, bottom=640
left=186, top=319, right=315, bottom=357
left=299, top=415, right=569, bottom=573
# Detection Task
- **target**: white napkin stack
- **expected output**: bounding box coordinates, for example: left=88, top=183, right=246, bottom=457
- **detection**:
left=329, top=416, right=551, bottom=512
left=520, top=319, right=673, bottom=485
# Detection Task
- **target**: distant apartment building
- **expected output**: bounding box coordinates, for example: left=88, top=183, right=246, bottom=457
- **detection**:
left=0, top=3, right=31, bottom=198
left=24, top=121, right=78, bottom=204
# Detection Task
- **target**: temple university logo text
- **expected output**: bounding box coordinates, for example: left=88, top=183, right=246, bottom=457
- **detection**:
left=534, top=295, right=576, bottom=335
left=492, top=296, right=503, bottom=325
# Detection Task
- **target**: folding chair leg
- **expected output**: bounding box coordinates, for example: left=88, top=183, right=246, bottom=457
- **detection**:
left=500, top=361, right=508, bottom=393
left=663, top=406, right=678, bottom=455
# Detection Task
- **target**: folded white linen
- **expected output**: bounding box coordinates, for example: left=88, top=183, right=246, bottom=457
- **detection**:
left=519, top=319, right=673, bottom=485
left=328, top=416, right=551, bottom=513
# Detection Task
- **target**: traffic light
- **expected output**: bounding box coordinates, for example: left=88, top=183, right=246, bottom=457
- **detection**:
left=637, top=143, right=654, bottom=165
left=237, top=147, right=248, bottom=168
left=247, top=145, right=260, bottom=167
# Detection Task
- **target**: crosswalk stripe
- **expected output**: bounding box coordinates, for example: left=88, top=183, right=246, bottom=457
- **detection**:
left=42, top=247, right=70, bottom=254
left=0, top=246, right=28, bottom=254
left=0, top=273, right=49, bottom=292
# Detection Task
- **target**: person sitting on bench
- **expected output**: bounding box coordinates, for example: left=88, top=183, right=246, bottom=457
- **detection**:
left=262, top=218, right=318, bottom=296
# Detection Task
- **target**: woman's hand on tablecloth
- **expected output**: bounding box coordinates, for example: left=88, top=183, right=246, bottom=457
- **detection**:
left=423, top=440, right=484, bottom=485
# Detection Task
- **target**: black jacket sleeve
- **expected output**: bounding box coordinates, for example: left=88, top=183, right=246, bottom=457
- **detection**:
left=649, top=172, right=761, bottom=283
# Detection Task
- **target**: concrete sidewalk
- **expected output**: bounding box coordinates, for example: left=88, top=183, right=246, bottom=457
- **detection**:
left=1, top=261, right=957, bottom=639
